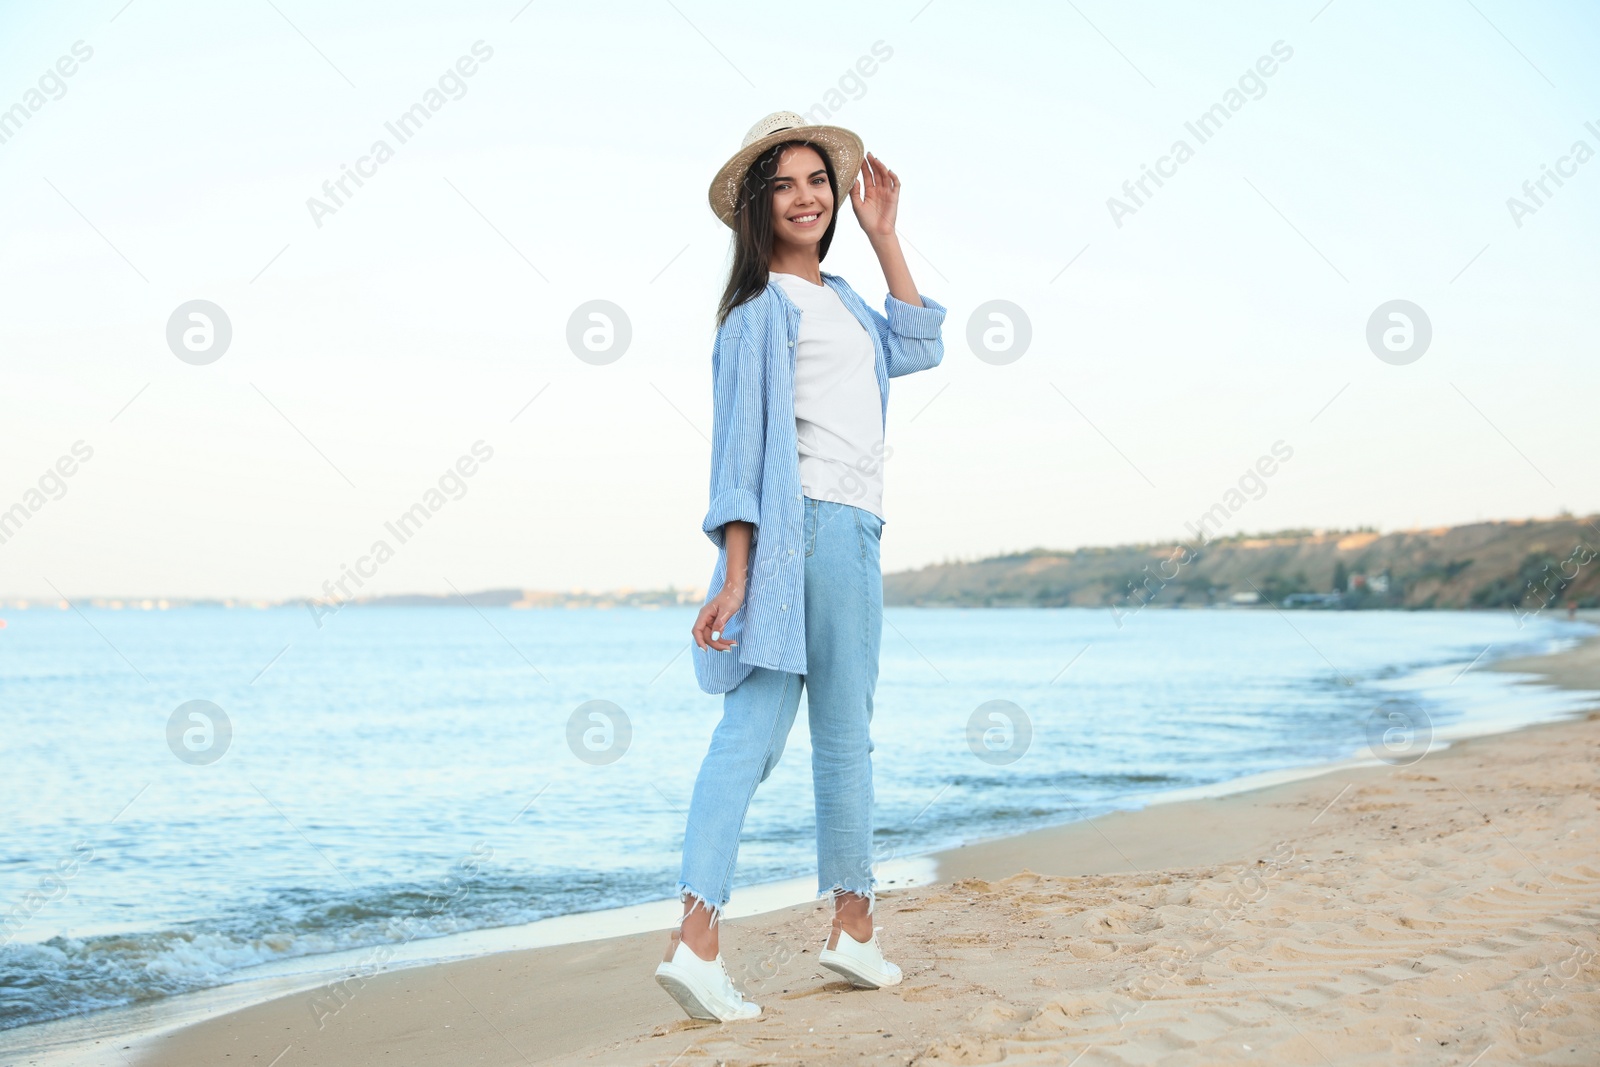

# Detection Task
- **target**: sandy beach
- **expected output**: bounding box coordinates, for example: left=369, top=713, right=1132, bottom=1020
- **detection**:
left=19, top=624, right=1599, bottom=1066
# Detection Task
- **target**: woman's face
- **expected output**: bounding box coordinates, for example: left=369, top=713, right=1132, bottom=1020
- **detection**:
left=769, top=144, right=833, bottom=249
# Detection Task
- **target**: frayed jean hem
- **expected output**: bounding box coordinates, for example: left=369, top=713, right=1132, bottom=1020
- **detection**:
left=818, top=882, right=876, bottom=918
left=676, top=883, right=725, bottom=929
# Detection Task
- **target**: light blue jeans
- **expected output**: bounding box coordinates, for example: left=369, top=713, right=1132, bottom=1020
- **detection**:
left=677, top=496, right=884, bottom=926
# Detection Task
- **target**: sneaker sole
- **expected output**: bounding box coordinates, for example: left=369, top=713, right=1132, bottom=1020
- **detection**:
left=654, top=970, right=721, bottom=1020
left=817, top=950, right=900, bottom=989
left=654, top=968, right=760, bottom=1022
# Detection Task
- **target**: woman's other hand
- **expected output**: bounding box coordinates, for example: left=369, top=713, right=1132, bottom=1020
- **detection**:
left=693, top=580, right=746, bottom=652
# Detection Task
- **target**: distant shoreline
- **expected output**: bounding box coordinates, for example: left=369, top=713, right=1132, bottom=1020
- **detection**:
left=7, top=512, right=1595, bottom=614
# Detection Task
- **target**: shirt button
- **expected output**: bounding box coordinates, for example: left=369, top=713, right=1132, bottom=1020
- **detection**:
left=787, top=341, right=794, bottom=347
left=780, top=603, right=788, bottom=610
left=788, top=548, right=795, bottom=555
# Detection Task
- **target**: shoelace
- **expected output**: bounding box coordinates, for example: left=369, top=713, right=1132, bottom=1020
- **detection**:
left=714, top=955, right=746, bottom=1002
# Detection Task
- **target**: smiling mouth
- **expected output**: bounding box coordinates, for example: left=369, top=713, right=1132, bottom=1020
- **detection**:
left=788, top=212, right=822, bottom=225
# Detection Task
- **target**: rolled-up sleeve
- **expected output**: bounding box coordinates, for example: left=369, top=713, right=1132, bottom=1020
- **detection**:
left=875, top=293, right=947, bottom=378
left=701, top=310, right=766, bottom=550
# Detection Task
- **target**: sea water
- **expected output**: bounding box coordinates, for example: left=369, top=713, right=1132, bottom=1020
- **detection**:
left=0, top=605, right=1594, bottom=1033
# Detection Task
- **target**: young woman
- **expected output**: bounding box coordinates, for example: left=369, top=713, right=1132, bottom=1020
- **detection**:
left=654, top=111, right=947, bottom=1023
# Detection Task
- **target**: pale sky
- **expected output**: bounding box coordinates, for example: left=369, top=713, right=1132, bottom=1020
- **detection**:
left=1, top=0, right=1595, bottom=601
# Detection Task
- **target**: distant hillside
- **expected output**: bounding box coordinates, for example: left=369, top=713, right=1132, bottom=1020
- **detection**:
left=883, top=514, right=1600, bottom=614
left=14, top=516, right=1593, bottom=616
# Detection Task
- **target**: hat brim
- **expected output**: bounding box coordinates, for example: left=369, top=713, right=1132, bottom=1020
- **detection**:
left=708, top=124, right=865, bottom=230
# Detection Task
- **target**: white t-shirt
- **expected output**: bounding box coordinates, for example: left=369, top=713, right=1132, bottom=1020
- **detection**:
left=769, top=271, right=886, bottom=521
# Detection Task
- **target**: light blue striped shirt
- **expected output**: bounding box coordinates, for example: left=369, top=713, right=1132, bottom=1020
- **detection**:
left=692, top=271, right=947, bottom=695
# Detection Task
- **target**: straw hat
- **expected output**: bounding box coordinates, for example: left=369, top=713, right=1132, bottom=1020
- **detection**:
left=707, top=110, right=865, bottom=230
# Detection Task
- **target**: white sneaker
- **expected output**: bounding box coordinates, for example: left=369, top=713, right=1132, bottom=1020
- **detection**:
left=654, top=940, right=762, bottom=1022
left=818, top=926, right=902, bottom=988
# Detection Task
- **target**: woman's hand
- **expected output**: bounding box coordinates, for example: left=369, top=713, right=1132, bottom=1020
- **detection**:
left=852, top=152, right=922, bottom=307
left=849, top=151, right=900, bottom=240
left=692, top=580, right=746, bottom=652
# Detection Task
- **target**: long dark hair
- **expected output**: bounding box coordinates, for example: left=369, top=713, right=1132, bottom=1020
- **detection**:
left=715, top=139, right=842, bottom=329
